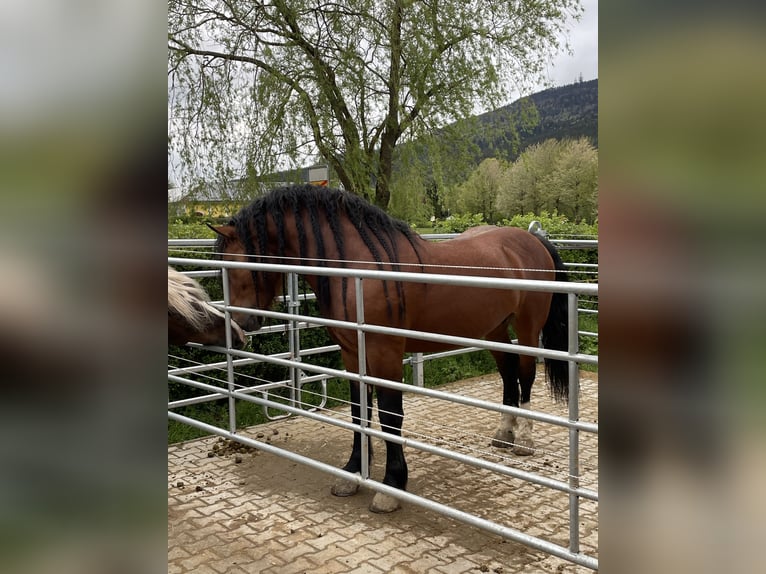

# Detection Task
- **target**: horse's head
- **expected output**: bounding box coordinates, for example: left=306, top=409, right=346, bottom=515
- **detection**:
left=167, top=266, right=248, bottom=348
left=209, top=224, right=279, bottom=332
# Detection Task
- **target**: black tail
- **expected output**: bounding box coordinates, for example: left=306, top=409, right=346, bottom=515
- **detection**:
left=533, top=234, right=570, bottom=403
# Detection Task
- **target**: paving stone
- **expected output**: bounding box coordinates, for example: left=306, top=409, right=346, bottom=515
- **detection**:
left=169, top=370, right=598, bottom=573
left=434, top=555, right=486, bottom=574
left=304, top=529, right=351, bottom=551
left=405, top=553, right=450, bottom=572
left=366, top=548, right=414, bottom=572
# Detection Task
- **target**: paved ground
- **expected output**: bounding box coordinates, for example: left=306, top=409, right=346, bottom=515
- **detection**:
left=168, top=369, right=598, bottom=573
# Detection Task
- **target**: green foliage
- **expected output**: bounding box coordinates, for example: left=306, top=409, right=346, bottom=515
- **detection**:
left=501, top=211, right=598, bottom=285
left=168, top=221, right=216, bottom=239
left=501, top=211, right=598, bottom=238
left=432, top=213, right=488, bottom=233
left=169, top=0, right=583, bottom=208
left=511, top=80, right=598, bottom=150
left=444, top=138, right=598, bottom=227
left=390, top=80, right=597, bottom=223
left=388, top=155, right=434, bottom=224
left=420, top=351, right=498, bottom=388
left=444, top=158, right=509, bottom=223
left=495, top=137, right=598, bottom=223
left=578, top=313, right=599, bottom=363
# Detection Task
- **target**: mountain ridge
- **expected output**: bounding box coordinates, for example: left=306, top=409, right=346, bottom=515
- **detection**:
left=471, top=78, right=598, bottom=161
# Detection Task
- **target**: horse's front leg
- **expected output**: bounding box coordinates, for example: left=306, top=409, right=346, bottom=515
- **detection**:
left=331, top=378, right=373, bottom=497
left=369, top=386, right=407, bottom=513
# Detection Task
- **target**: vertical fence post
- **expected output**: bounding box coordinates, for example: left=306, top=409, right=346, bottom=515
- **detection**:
left=287, top=272, right=301, bottom=410
left=221, top=267, right=237, bottom=434
left=567, top=292, right=582, bottom=554
left=355, top=277, right=370, bottom=480
left=412, top=353, right=424, bottom=387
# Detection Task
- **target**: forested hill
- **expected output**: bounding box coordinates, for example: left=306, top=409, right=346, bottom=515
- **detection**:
left=473, top=78, right=598, bottom=160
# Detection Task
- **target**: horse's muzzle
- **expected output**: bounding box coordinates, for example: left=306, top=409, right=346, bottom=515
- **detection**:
left=231, top=321, right=247, bottom=349
left=237, top=314, right=262, bottom=333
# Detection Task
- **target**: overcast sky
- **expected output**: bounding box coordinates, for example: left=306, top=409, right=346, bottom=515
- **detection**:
left=538, top=0, right=598, bottom=90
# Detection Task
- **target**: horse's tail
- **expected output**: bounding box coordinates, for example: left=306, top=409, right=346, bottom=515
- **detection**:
left=533, top=234, right=570, bottom=403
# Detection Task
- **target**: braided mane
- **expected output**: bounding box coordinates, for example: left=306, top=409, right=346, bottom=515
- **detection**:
left=217, top=184, right=422, bottom=318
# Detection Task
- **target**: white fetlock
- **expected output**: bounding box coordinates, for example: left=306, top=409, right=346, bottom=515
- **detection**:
left=512, top=408, right=535, bottom=456
left=369, top=492, right=401, bottom=513
left=491, top=427, right=514, bottom=448
left=331, top=474, right=360, bottom=497
left=491, top=412, right=516, bottom=448
left=512, top=438, right=535, bottom=456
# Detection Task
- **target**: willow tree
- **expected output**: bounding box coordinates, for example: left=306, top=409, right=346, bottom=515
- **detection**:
left=169, top=0, right=581, bottom=208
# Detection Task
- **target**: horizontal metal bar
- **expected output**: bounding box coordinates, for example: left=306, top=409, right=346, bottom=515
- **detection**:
left=168, top=237, right=597, bottom=250
left=551, top=240, right=598, bottom=249
left=168, top=343, right=341, bottom=377
left=168, top=239, right=216, bottom=247
left=168, top=379, right=286, bottom=408
left=168, top=355, right=261, bottom=376
left=168, top=411, right=597, bottom=569
left=167, top=257, right=598, bottom=296
left=405, top=346, right=482, bottom=363
left=168, top=374, right=598, bottom=501
left=168, top=371, right=333, bottom=409
left=419, top=233, right=461, bottom=240
left=227, top=305, right=599, bottom=366
left=415, top=234, right=597, bottom=249
left=194, top=348, right=598, bottom=434
left=168, top=241, right=598, bottom=570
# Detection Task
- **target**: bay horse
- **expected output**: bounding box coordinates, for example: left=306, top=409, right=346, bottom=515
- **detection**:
left=168, top=266, right=246, bottom=348
left=211, top=184, right=569, bottom=513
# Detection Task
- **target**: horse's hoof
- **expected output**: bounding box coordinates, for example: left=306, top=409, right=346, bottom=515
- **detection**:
left=369, top=492, right=401, bottom=513
left=512, top=439, right=535, bottom=456
left=331, top=475, right=360, bottom=497
left=491, top=428, right=514, bottom=449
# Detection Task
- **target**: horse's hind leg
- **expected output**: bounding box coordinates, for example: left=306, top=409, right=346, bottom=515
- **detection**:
left=489, top=321, right=537, bottom=455
left=511, top=314, right=549, bottom=456
left=512, top=353, right=537, bottom=456
left=490, top=349, right=520, bottom=449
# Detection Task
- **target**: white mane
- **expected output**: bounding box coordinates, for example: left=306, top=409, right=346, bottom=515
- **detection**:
left=168, top=266, right=223, bottom=332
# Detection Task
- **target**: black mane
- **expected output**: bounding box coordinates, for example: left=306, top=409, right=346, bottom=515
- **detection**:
left=218, top=184, right=422, bottom=318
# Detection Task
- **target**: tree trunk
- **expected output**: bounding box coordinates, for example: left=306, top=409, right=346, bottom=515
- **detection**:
left=373, top=0, right=404, bottom=210
left=375, top=133, right=396, bottom=209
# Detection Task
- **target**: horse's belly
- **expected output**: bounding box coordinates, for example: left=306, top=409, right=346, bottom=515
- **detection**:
left=401, top=303, right=509, bottom=353
left=403, top=338, right=462, bottom=353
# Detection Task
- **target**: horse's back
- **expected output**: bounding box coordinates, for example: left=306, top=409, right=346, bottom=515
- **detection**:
left=428, top=226, right=555, bottom=279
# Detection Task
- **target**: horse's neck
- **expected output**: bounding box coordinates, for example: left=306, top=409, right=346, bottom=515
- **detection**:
left=272, top=210, right=425, bottom=269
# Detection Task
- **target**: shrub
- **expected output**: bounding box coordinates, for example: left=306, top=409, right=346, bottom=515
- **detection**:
left=431, top=213, right=487, bottom=233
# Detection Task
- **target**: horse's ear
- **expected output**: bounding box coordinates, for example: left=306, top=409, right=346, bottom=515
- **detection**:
left=207, top=223, right=237, bottom=240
